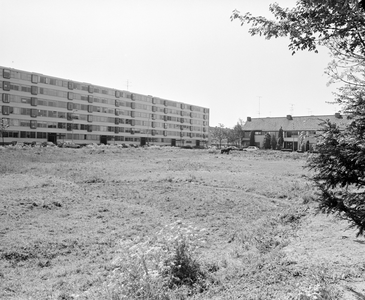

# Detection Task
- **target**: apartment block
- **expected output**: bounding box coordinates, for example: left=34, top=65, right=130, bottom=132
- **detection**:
left=0, top=67, right=209, bottom=146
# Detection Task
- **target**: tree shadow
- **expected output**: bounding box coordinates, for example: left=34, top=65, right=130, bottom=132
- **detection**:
left=353, top=239, right=365, bottom=245
left=346, top=287, right=365, bottom=300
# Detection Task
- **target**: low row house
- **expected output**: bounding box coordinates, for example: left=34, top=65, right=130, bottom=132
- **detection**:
left=241, top=114, right=349, bottom=151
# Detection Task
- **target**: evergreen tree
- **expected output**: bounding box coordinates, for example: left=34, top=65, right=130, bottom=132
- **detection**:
left=271, top=134, right=277, bottom=150
left=263, top=132, right=271, bottom=149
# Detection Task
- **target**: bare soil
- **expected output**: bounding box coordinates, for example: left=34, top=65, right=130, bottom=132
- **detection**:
left=0, top=146, right=364, bottom=299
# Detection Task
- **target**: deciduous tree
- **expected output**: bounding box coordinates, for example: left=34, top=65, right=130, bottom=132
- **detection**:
left=232, top=0, right=365, bottom=235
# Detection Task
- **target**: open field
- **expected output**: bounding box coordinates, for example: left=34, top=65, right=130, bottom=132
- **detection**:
left=1, top=146, right=364, bottom=300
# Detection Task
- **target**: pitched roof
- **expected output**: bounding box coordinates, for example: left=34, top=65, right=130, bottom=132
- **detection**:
left=242, top=115, right=350, bottom=132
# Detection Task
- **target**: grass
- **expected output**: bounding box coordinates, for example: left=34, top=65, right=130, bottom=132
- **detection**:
left=0, top=147, right=363, bottom=299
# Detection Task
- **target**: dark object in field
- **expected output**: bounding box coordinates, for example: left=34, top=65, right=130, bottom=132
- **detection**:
left=221, top=147, right=232, bottom=154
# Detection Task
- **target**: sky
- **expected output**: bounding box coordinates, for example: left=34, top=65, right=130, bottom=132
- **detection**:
left=0, top=0, right=341, bottom=128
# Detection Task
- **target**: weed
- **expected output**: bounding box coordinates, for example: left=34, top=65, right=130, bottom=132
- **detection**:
left=99, top=221, right=213, bottom=299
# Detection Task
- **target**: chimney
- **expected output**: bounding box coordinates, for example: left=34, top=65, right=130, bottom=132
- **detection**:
left=286, top=115, right=293, bottom=120
left=247, top=117, right=251, bottom=122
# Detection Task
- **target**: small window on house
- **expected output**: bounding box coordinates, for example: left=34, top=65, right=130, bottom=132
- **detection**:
left=190, top=105, right=194, bottom=111
left=115, top=109, right=119, bottom=116
left=180, top=118, right=184, bottom=123
left=115, top=127, right=119, bottom=134
left=115, top=118, right=120, bottom=125
left=164, top=123, right=167, bottom=129
left=67, top=92, right=73, bottom=100
left=115, top=90, right=120, bottom=98
left=67, top=113, right=72, bottom=120
left=88, top=85, right=94, bottom=93
left=164, top=100, right=168, bottom=106
left=30, top=120, right=37, bottom=129
left=151, top=122, right=155, bottom=128
left=131, top=119, right=135, bottom=126
left=2, top=93, right=10, bottom=103
left=3, top=69, right=11, bottom=79
left=31, top=97, right=38, bottom=106
left=88, top=95, right=93, bottom=103
left=67, top=102, right=74, bottom=111
left=190, top=126, right=193, bottom=131
left=68, top=81, right=74, bottom=90
left=115, top=99, right=120, bottom=107
left=31, top=74, right=39, bottom=84
left=190, top=119, right=193, bottom=124
left=181, top=103, right=185, bottom=109
left=164, top=108, right=168, bottom=114
left=131, top=111, right=135, bottom=118
left=131, top=94, right=136, bottom=101
left=152, top=106, right=157, bottom=112
left=3, top=81, right=10, bottom=91
left=87, top=125, right=92, bottom=132
left=152, top=97, right=157, bottom=104
left=88, top=105, right=93, bottom=113
left=131, top=102, right=136, bottom=109
left=87, top=115, right=93, bottom=122
left=31, top=86, right=38, bottom=95
left=163, top=131, right=167, bottom=136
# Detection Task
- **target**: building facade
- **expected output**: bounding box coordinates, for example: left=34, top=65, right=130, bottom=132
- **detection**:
left=0, top=67, right=209, bottom=146
left=242, top=114, right=349, bottom=151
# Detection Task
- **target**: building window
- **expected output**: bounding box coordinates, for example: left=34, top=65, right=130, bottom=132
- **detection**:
left=115, top=99, right=120, bottom=107
left=88, top=105, right=93, bottom=113
left=131, top=111, right=135, bottom=118
left=67, top=92, right=73, bottom=100
left=31, top=74, right=39, bottom=84
left=87, top=115, right=93, bottom=122
left=88, top=95, right=93, bottom=103
left=88, top=85, right=94, bottom=93
left=30, top=97, right=38, bottom=106
left=31, top=86, right=38, bottom=95
left=67, top=102, right=74, bottom=110
left=115, top=90, right=120, bottom=98
left=2, top=93, right=10, bottom=103
left=3, top=81, right=10, bottom=91
left=30, top=120, right=37, bottom=129
left=3, top=69, right=11, bottom=79
left=68, top=81, right=74, bottom=90
left=2, top=106, right=12, bottom=115
left=30, top=109, right=38, bottom=118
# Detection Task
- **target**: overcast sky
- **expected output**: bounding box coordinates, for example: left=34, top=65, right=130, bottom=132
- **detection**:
left=0, top=0, right=340, bottom=128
